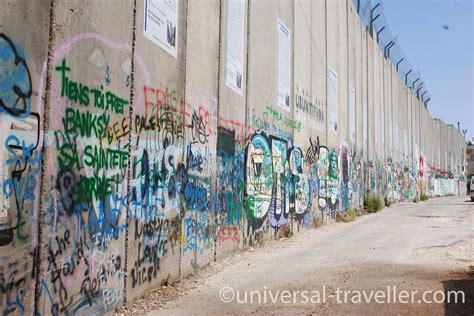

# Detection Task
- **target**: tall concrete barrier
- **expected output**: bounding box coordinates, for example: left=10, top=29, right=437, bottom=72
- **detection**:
left=0, top=1, right=51, bottom=314
left=0, top=0, right=466, bottom=314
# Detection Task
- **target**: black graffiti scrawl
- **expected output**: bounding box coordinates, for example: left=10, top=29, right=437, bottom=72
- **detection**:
left=0, top=33, right=33, bottom=118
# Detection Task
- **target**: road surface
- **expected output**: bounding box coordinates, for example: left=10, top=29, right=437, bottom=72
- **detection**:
left=122, top=195, right=474, bottom=315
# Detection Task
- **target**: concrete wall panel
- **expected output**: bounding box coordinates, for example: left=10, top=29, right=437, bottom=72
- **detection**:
left=0, top=1, right=51, bottom=314
left=38, top=0, right=135, bottom=313
left=214, top=0, right=249, bottom=262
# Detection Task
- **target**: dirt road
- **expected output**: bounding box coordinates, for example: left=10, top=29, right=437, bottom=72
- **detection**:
left=123, top=196, right=473, bottom=315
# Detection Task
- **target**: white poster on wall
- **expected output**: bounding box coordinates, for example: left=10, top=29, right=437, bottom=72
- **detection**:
left=363, top=100, right=367, bottom=147
left=389, top=118, right=393, bottom=151
left=375, top=109, right=379, bottom=148
left=394, top=122, right=399, bottom=153
left=277, top=19, right=291, bottom=111
left=143, top=0, right=179, bottom=58
left=225, top=0, right=245, bottom=95
left=328, top=66, right=338, bottom=134
left=381, top=110, right=385, bottom=146
left=403, top=129, right=408, bottom=160
left=349, top=85, right=355, bottom=142
left=438, top=147, right=441, bottom=167
left=414, top=142, right=419, bottom=162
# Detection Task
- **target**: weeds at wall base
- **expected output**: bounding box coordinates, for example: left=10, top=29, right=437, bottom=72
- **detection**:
left=342, top=208, right=357, bottom=223
left=365, top=194, right=383, bottom=213
left=312, top=216, right=323, bottom=228
left=280, top=224, right=293, bottom=238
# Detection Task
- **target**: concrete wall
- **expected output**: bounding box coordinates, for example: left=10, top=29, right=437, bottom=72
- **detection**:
left=0, top=0, right=466, bottom=314
left=38, top=1, right=134, bottom=313
left=0, top=1, right=51, bottom=314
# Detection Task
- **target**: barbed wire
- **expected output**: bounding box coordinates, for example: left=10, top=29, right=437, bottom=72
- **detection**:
left=352, top=0, right=431, bottom=107
left=453, top=0, right=474, bottom=13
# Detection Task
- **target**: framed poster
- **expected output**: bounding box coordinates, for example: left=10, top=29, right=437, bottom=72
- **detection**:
left=328, top=66, right=338, bottom=134
left=225, top=0, right=245, bottom=95
left=277, top=19, right=291, bottom=111
left=144, top=0, right=179, bottom=58
left=349, top=85, right=355, bottom=142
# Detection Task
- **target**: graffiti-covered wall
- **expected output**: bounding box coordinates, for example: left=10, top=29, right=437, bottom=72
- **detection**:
left=0, top=0, right=466, bottom=314
left=1, top=1, right=51, bottom=314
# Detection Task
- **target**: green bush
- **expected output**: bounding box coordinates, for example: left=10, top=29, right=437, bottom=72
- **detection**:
left=363, top=196, right=369, bottom=209
left=420, top=193, right=429, bottom=201
left=343, top=208, right=357, bottom=222
left=366, top=194, right=383, bottom=213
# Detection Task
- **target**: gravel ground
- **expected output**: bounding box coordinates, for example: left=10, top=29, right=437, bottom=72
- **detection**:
left=117, top=195, right=474, bottom=315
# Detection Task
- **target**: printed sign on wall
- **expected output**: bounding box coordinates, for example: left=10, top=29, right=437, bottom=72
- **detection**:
left=403, top=129, right=408, bottom=160
left=394, top=122, right=399, bottom=153
left=328, top=66, right=338, bottom=134
left=349, top=85, right=355, bottom=142
left=363, top=99, right=367, bottom=148
left=143, top=0, right=179, bottom=58
left=225, top=0, right=245, bottom=95
left=277, top=19, right=291, bottom=111
left=375, top=109, right=379, bottom=148
left=381, top=109, right=385, bottom=146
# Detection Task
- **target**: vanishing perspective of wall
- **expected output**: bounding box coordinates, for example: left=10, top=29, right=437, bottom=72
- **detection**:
left=0, top=0, right=466, bottom=314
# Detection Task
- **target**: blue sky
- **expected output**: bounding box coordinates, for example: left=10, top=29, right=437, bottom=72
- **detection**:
left=380, top=0, right=473, bottom=141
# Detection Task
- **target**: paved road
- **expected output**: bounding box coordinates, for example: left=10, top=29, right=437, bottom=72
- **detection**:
left=126, top=196, right=474, bottom=315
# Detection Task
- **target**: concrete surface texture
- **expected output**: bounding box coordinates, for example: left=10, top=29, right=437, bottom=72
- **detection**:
left=0, top=0, right=467, bottom=314
left=138, top=195, right=473, bottom=315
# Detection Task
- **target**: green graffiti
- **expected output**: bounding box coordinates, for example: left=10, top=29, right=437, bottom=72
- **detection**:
left=63, top=107, right=110, bottom=138
left=55, top=58, right=90, bottom=106
left=265, top=104, right=301, bottom=131
left=57, top=141, right=82, bottom=171
left=74, top=173, right=119, bottom=203
left=84, top=144, right=129, bottom=170
left=56, top=58, right=129, bottom=114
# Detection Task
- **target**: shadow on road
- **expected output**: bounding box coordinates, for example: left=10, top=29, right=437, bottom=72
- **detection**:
left=442, top=276, right=474, bottom=316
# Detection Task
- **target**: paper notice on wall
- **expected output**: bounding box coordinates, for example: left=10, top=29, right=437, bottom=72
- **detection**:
left=403, top=129, right=408, bottom=160
left=381, top=110, right=385, bottom=146
left=394, top=122, right=399, bottom=152
left=388, top=118, right=392, bottom=151
left=277, top=19, right=291, bottom=111
left=363, top=100, right=367, bottom=147
left=328, top=66, right=338, bottom=134
left=375, top=109, right=379, bottom=147
left=225, top=0, right=245, bottom=95
left=349, top=85, right=355, bottom=142
left=143, top=0, right=178, bottom=58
